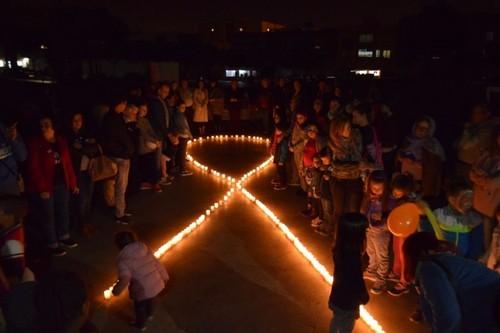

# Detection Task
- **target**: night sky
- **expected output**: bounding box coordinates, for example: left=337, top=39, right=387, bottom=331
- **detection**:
left=14, top=0, right=498, bottom=36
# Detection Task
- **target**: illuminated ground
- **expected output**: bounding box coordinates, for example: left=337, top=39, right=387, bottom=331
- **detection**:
left=55, top=141, right=427, bottom=333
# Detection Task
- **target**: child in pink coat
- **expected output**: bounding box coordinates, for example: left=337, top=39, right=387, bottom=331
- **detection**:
left=112, top=231, right=169, bottom=331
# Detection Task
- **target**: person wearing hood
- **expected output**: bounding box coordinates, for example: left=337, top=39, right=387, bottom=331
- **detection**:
left=112, top=231, right=169, bottom=331
left=456, top=104, right=499, bottom=177
left=398, top=116, right=446, bottom=203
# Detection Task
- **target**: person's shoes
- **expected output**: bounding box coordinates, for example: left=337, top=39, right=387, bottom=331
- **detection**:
left=370, top=280, right=386, bottom=295
left=124, top=212, right=133, bottom=217
left=273, top=184, right=287, bottom=191
left=180, top=170, right=193, bottom=176
left=49, top=247, right=67, bottom=257
left=363, top=270, right=378, bottom=282
left=409, top=309, right=423, bottom=323
left=60, top=238, right=78, bottom=248
left=271, top=178, right=280, bottom=185
left=140, top=183, right=153, bottom=190
left=311, top=217, right=322, bottom=227
left=387, top=282, right=410, bottom=297
left=116, top=215, right=132, bottom=225
left=153, top=184, right=163, bottom=193
left=386, top=271, right=400, bottom=282
left=159, top=178, right=172, bottom=186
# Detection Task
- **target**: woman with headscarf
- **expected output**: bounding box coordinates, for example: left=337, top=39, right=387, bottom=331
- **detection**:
left=398, top=116, right=446, bottom=203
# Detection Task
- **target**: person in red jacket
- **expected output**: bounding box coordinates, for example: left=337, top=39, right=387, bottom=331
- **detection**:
left=27, top=117, right=79, bottom=257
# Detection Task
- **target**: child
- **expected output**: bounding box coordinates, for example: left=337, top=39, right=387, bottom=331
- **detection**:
left=112, top=231, right=169, bottom=331
left=314, top=148, right=334, bottom=237
left=304, top=155, right=322, bottom=221
left=329, top=213, right=369, bottom=333
left=301, top=125, right=326, bottom=217
left=434, top=179, right=485, bottom=259
left=386, top=174, right=417, bottom=296
left=270, top=122, right=289, bottom=191
left=173, top=103, right=193, bottom=177
left=361, top=170, right=391, bottom=294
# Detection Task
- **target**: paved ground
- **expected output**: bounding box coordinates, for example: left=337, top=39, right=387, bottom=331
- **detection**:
left=55, top=140, right=428, bottom=333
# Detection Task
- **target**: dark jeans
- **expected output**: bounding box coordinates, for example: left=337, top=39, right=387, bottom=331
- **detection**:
left=71, top=171, right=94, bottom=228
left=138, top=152, right=161, bottom=184
left=276, top=163, right=287, bottom=185
left=331, top=178, right=363, bottom=236
left=38, top=184, right=70, bottom=247
left=134, top=298, right=153, bottom=327
left=164, top=140, right=179, bottom=173
left=175, top=137, right=189, bottom=172
left=213, top=114, right=223, bottom=133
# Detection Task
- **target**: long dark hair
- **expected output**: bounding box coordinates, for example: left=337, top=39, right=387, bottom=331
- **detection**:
left=403, top=232, right=457, bottom=282
left=334, top=213, right=368, bottom=255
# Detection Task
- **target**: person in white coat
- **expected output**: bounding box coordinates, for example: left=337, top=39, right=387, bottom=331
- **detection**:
left=193, top=80, right=209, bottom=137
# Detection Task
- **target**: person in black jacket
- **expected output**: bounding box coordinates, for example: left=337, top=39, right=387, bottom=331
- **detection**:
left=148, top=82, right=171, bottom=145
left=226, top=80, right=244, bottom=133
left=66, top=113, right=99, bottom=236
left=329, top=213, right=369, bottom=333
left=100, top=96, right=134, bottom=225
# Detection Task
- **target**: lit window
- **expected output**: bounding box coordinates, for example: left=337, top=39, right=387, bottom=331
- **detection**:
left=358, top=49, right=373, bottom=58
left=210, top=28, right=215, bottom=32
left=16, top=57, right=30, bottom=68
left=359, top=34, right=374, bottom=43
left=383, top=50, right=391, bottom=58
left=225, top=70, right=236, bottom=77
left=238, top=70, right=250, bottom=77
left=350, top=69, right=381, bottom=77
left=239, top=27, right=244, bottom=32
left=266, top=28, right=271, bottom=32
left=375, top=50, right=381, bottom=58
left=0, top=59, right=4, bottom=68
left=40, top=44, right=48, bottom=50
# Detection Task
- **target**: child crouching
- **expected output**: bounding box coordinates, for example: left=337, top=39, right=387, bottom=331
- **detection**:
left=112, top=231, right=169, bottom=331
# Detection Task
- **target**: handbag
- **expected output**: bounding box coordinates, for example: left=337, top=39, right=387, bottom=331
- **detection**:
left=88, top=146, right=118, bottom=182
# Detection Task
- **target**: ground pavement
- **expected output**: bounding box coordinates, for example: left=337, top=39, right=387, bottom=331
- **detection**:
left=55, top=140, right=428, bottom=333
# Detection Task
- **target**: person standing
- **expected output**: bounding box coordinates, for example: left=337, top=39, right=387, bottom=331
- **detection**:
left=101, top=97, right=134, bottom=225
left=226, top=80, right=243, bottom=133
left=173, top=103, right=194, bottom=177
left=257, top=78, right=275, bottom=134
left=26, top=117, right=79, bottom=256
left=193, top=80, right=209, bottom=137
left=289, top=111, right=309, bottom=191
left=208, top=80, right=225, bottom=133
left=0, top=119, right=27, bottom=196
left=457, top=104, right=499, bottom=177
left=66, top=113, right=98, bottom=236
left=329, top=213, right=369, bottom=333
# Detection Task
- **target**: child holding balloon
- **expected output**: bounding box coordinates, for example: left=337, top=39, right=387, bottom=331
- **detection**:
left=360, top=170, right=391, bottom=294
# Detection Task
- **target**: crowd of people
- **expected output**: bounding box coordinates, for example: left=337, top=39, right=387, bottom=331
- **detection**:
left=0, top=76, right=500, bottom=332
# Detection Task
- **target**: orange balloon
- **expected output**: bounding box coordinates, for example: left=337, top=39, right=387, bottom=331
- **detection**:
left=387, top=203, right=421, bottom=237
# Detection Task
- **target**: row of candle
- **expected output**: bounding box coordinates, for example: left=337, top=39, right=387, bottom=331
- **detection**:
left=103, top=187, right=236, bottom=300
left=188, top=135, right=270, bottom=145
left=104, top=135, right=387, bottom=333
